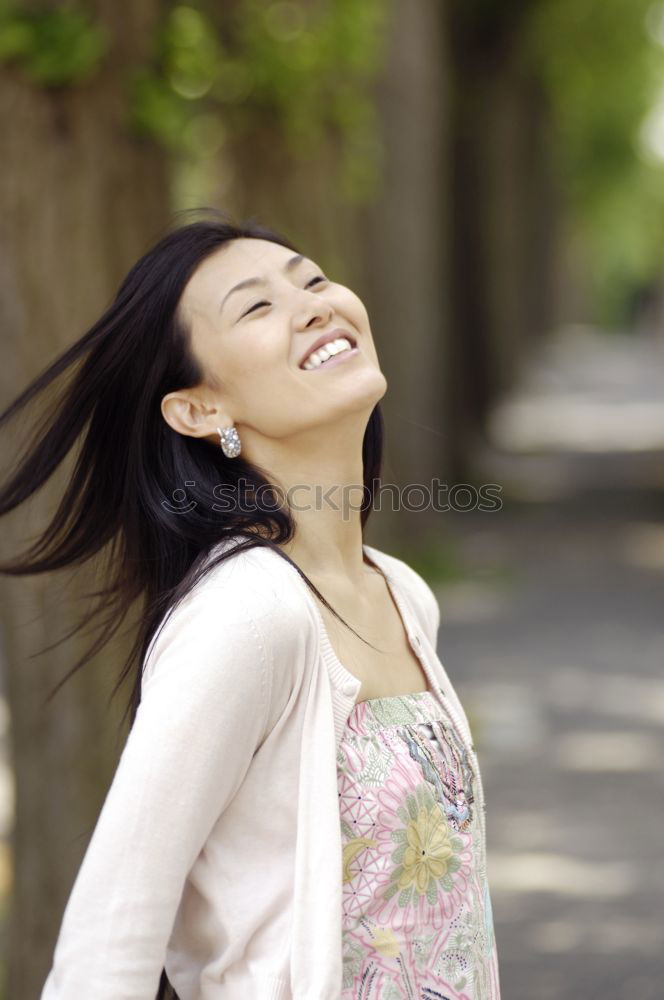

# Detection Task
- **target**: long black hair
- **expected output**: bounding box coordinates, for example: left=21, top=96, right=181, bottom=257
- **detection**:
left=0, top=208, right=384, bottom=999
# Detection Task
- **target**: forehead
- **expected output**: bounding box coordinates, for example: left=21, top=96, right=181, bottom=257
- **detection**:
left=183, top=237, right=300, bottom=310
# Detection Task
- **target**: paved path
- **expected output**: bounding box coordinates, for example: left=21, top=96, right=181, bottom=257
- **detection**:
left=433, top=328, right=664, bottom=999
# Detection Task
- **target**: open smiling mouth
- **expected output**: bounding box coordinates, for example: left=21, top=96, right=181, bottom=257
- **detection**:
left=299, top=336, right=359, bottom=371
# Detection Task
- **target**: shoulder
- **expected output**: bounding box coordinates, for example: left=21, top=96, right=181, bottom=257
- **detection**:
left=142, top=538, right=315, bottom=710
left=364, top=542, right=440, bottom=644
left=192, top=537, right=313, bottom=631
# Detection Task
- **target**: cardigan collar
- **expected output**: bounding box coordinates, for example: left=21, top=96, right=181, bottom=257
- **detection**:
left=284, top=540, right=453, bottom=748
left=213, top=532, right=473, bottom=752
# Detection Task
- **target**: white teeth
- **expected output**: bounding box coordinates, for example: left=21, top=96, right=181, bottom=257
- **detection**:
left=302, top=337, right=354, bottom=370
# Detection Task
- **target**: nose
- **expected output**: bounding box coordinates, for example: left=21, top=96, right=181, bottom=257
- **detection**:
left=296, top=294, right=333, bottom=330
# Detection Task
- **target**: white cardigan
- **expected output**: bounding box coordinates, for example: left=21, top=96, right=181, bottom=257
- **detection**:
left=41, top=534, right=490, bottom=1000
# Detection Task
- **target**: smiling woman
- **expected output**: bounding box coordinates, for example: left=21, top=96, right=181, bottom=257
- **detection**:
left=0, top=208, right=501, bottom=999
left=164, top=233, right=385, bottom=474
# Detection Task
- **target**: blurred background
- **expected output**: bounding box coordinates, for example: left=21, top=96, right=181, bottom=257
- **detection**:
left=1, top=0, right=663, bottom=997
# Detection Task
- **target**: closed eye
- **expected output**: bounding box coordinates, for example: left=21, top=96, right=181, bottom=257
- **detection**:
left=241, top=275, right=328, bottom=318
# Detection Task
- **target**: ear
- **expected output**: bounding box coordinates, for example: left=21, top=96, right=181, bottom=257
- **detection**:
left=160, top=391, right=229, bottom=440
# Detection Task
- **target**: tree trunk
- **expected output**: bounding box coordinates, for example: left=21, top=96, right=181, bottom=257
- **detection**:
left=350, top=0, right=450, bottom=549
left=0, top=3, right=169, bottom=995
left=444, top=1, right=561, bottom=479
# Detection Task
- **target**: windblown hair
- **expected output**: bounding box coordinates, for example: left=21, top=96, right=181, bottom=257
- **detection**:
left=0, top=208, right=384, bottom=1000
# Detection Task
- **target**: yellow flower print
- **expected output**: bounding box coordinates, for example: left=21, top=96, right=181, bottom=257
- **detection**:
left=342, top=836, right=378, bottom=883
left=399, top=805, right=454, bottom=894
left=382, top=785, right=464, bottom=908
left=371, top=925, right=401, bottom=957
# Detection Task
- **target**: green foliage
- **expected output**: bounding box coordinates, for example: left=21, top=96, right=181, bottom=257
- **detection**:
left=393, top=536, right=470, bottom=587
left=0, top=2, right=107, bottom=86
left=129, top=0, right=389, bottom=201
left=521, top=0, right=664, bottom=325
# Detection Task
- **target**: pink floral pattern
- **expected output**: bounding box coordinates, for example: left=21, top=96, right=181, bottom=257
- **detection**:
left=337, top=690, right=501, bottom=999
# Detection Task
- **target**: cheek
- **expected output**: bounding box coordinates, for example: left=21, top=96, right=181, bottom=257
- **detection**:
left=228, top=342, right=282, bottom=379
left=341, top=289, right=370, bottom=330
left=224, top=350, right=274, bottom=395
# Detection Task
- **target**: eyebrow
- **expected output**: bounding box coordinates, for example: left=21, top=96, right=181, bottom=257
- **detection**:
left=219, top=254, right=307, bottom=315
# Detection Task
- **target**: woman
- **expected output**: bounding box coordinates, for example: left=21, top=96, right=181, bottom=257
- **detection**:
left=0, top=211, right=501, bottom=999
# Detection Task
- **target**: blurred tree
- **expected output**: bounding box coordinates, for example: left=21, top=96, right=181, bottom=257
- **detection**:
left=440, top=0, right=664, bottom=471
left=355, top=0, right=449, bottom=546
left=0, top=1, right=169, bottom=996
left=523, top=0, right=664, bottom=328
left=443, top=0, right=560, bottom=476
left=128, top=0, right=389, bottom=264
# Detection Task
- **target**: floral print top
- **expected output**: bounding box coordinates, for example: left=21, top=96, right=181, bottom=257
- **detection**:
left=337, top=687, right=501, bottom=999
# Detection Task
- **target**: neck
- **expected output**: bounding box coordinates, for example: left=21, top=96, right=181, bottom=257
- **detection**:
left=247, top=419, right=375, bottom=588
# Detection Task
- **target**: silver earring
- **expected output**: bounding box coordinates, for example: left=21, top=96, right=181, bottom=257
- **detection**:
left=217, top=425, right=241, bottom=458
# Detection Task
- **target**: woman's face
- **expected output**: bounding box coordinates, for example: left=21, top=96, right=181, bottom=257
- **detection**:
left=172, top=237, right=387, bottom=451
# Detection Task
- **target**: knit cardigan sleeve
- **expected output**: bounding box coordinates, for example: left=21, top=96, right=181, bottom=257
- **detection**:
left=41, top=570, right=284, bottom=1000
